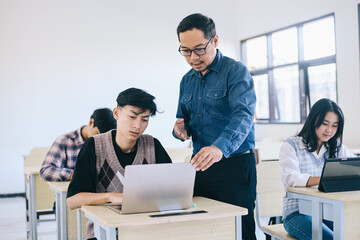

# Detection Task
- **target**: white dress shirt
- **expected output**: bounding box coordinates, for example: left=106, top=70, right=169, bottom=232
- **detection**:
left=279, top=137, right=355, bottom=190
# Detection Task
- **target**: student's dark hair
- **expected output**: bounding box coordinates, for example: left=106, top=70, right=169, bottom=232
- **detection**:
left=91, top=108, right=117, bottom=133
left=116, top=88, right=157, bottom=116
left=177, top=13, right=216, bottom=40
left=297, top=98, right=344, bottom=158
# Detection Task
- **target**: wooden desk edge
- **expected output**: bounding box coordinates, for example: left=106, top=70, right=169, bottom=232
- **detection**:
left=287, top=186, right=360, bottom=201
left=47, top=181, right=70, bottom=192
left=81, top=197, right=248, bottom=228
left=24, top=166, right=41, bottom=175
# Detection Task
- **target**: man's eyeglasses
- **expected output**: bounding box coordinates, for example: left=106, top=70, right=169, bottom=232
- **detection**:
left=178, top=36, right=214, bottom=56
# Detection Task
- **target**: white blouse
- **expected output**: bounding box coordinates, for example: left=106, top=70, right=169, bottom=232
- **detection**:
left=279, top=138, right=355, bottom=190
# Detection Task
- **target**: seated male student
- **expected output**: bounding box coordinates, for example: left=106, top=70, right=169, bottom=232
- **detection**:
left=40, top=108, right=116, bottom=181
left=67, top=88, right=172, bottom=240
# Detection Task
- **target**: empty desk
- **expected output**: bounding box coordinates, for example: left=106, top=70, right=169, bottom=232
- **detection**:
left=48, top=181, right=86, bottom=240
left=24, top=166, right=54, bottom=240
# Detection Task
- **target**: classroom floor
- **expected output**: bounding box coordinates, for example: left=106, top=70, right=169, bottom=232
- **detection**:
left=0, top=197, right=56, bottom=240
left=0, top=197, right=266, bottom=240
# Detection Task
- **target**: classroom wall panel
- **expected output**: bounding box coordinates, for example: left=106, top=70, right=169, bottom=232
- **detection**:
left=0, top=0, right=238, bottom=194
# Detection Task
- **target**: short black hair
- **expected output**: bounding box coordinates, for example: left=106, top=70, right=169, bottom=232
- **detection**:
left=298, top=98, right=344, bottom=158
left=177, top=13, right=216, bottom=40
left=116, top=88, right=157, bottom=116
left=91, top=108, right=117, bottom=133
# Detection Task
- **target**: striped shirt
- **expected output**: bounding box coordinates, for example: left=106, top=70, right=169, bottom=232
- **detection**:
left=40, top=128, right=84, bottom=181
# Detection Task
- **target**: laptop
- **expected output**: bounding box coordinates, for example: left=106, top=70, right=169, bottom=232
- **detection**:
left=318, top=157, right=360, bottom=193
left=109, top=163, right=196, bottom=214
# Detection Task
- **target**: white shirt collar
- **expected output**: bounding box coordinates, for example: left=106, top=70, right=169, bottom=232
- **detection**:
left=311, top=144, right=327, bottom=159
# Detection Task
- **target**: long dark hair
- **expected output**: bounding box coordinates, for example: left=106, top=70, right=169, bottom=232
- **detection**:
left=297, top=98, right=344, bottom=158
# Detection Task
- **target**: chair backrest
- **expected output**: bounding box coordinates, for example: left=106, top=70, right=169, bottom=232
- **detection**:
left=29, top=147, right=51, bottom=156
left=256, top=160, right=284, bottom=217
left=256, top=160, right=298, bottom=240
left=24, top=147, right=53, bottom=210
left=24, top=147, right=50, bottom=167
left=258, top=138, right=284, bottom=161
left=165, top=148, right=193, bottom=163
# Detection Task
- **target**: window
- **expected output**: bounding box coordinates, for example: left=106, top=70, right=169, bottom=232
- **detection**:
left=241, top=14, right=337, bottom=123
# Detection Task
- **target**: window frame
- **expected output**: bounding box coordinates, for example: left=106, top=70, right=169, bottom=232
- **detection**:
left=241, top=13, right=337, bottom=124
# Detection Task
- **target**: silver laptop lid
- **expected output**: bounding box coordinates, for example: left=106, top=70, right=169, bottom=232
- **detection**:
left=121, top=163, right=195, bottom=214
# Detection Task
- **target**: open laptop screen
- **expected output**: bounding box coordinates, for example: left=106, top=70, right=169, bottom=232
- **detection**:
left=120, top=163, right=195, bottom=214
left=318, top=157, right=360, bottom=192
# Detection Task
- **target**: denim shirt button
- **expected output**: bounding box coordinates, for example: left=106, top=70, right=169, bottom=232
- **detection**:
left=198, top=96, right=202, bottom=100
left=197, top=114, right=201, bottom=117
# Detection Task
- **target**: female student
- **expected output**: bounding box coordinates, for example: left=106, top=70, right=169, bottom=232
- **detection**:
left=279, top=98, right=356, bottom=240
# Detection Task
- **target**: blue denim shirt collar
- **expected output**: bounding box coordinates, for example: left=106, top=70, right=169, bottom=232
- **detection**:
left=189, top=50, right=222, bottom=78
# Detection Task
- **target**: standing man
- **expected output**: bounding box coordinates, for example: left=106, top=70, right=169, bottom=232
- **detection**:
left=40, top=108, right=116, bottom=181
left=173, top=13, right=257, bottom=239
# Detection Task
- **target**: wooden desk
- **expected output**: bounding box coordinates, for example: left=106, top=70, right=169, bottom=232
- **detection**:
left=82, top=197, right=247, bottom=240
left=48, top=181, right=86, bottom=240
left=48, top=181, right=70, bottom=240
left=24, top=166, right=54, bottom=240
left=24, top=167, right=40, bottom=240
left=287, top=187, right=360, bottom=240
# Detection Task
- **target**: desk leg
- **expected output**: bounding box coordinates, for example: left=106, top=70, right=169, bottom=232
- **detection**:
left=87, top=213, right=116, bottom=240
left=94, top=222, right=116, bottom=240
left=55, top=192, right=61, bottom=240
left=312, top=199, right=322, bottom=240
left=59, top=191, right=67, bottom=240
left=29, top=174, right=38, bottom=240
left=235, top=216, right=242, bottom=240
left=77, top=209, right=83, bottom=240
left=333, top=202, right=344, bottom=240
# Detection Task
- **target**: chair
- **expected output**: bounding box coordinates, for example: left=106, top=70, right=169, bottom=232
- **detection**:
left=67, top=207, right=87, bottom=240
left=24, top=147, right=51, bottom=167
left=256, top=160, right=297, bottom=240
left=24, top=147, right=54, bottom=221
left=258, top=138, right=284, bottom=161
left=165, top=147, right=193, bottom=163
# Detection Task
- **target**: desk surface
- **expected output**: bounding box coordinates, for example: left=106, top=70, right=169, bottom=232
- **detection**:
left=82, top=197, right=247, bottom=228
left=24, top=166, right=41, bottom=175
left=288, top=186, right=360, bottom=201
left=47, top=181, right=70, bottom=192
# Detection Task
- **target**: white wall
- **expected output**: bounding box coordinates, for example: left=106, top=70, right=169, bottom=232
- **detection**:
left=2, top=0, right=360, bottom=194
left=0, top=0, right=238, bottom=194
left=236, top=0, right=360, bottom=147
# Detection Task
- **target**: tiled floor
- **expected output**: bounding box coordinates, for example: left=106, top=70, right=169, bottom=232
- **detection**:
left=0, top=197, right=267, bottom=240
left=0, top=197, right=56, bottom=240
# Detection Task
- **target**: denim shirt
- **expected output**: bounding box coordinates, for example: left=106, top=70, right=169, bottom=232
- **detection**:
left=175, top=50, right=256, bottom=158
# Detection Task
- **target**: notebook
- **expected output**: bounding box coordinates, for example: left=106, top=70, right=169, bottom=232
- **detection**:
left=109, top=163, right=196, bottom=214
left=318, top=157, right=360, bottom=193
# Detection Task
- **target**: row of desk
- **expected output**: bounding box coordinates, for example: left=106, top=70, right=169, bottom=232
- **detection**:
left=24, top=166, right=248, bottom=240
left=26, top=166, right=360, bottom=240
left=24, top=167, right=86, bottom=240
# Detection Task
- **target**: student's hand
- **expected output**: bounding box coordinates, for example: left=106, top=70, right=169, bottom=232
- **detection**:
left=306, top=176, right=320, bottom=186
left=174, top=118, right=190, bottom=140
left=191, top=146, right=223, bottom=171
left=107, top=192, right=123, bottom=204
left=68, top=171, right=74, bottom=181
